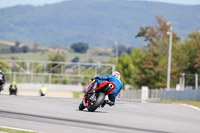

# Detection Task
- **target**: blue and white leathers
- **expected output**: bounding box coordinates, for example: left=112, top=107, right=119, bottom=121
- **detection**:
left=95, top=75, right=123, bottom=105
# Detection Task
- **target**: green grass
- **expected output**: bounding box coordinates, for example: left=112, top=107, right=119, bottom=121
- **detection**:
left=67, top=52, right=112, bottom=63
left=0, top=43, right=10, bottom=49
left=0, top=43, right=11, bottom=54
left=0, top=52, right=50, bottom=61
left=0, top=51, right=113, bottom=63
left=72, top=91, right=84, bottom=98
left=0, top=127, right=37, bottom=133
left=0, top=42, right=114, bottom=63
left=161, top=100, right=200, bottom=109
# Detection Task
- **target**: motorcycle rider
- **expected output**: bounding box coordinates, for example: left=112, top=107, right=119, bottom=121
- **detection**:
left=0, top=70, right=6, bottom=90
left=9, top=81, right=18, bottom=95
left=40, top=85, right=47, bottom=96
left=94, top=71, right=123, bottom=107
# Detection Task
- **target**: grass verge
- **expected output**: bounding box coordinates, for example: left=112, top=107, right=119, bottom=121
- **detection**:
left=0, top=127, right=37, bottom=133
left=161, top=100, right=200, bottom=109
left=72, top=91, right=84, bottom=99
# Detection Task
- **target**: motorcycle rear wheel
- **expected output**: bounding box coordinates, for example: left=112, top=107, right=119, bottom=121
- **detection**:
left=0, top=86, right=3, bottom=92
left=88, top=92, right=105, bottom=112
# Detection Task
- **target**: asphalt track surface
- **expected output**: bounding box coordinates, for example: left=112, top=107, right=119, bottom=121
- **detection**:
left=0, top=95, right=200, bottom=133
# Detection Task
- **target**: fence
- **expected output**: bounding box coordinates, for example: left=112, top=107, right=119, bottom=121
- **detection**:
left=3, top=59, right=115, bottom=85
left=161, top=90, right=200, bottom=101
left=5, top=72, right=93, bottom=84
left=119, top=89, right=163, bottom=101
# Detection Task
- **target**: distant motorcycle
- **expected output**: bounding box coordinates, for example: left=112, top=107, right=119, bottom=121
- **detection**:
left=40, top=88, right=47, bottom=96
left=9, top=85, right=17, bottom=95
left=0, top=73, right=5, bottom=93
left=79, top=79, right=115, bottom=112
left=0, top=84, right=3, bottom=92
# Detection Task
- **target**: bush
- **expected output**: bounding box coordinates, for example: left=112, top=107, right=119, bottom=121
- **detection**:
left=71, top=42, right=89, bottom=53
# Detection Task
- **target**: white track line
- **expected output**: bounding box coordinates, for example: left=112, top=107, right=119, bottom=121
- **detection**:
left=0, top=125, right=36, bottom=132
left=181, top=104, right=200, bottom=111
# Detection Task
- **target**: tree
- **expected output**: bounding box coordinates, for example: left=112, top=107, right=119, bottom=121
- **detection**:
left=0, top=57, right=9, bottom=72
left=134, top=15, right=181, bottom=88
left=188, top=32, right=200, bottom=70
left=21, top=46, right=30, bottom=53
left=71, top=42, right=89, bottom=53
left=117, top=49, right=144, bottom=88
left=10, top=46, right=18, bottom=53
left=10, top=41, right=30, bottom=53
left=117, top=15, right=183, bottom=89
left=112, top=45, right=127, bottom=56
left=47, top=52, right=66, bottom=73
left=71, top=56, right=80, bottom=62
left=181, top=32, right=200, bottom=75
left=126, top=47, right=133, bottom=54
left=136, top=15, right=180, bottom=43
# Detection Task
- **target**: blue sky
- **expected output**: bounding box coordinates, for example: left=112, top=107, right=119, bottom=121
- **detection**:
left=0, top=0, right=200, bottom=8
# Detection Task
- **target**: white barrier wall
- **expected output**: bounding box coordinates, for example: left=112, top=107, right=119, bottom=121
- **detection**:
left=119, top=89, right=162, bottom=102
left=3, top=83, right=83, bottom=92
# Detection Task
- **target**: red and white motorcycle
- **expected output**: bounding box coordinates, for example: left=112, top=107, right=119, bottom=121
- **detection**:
left=79, top=79, right=115, bottom=112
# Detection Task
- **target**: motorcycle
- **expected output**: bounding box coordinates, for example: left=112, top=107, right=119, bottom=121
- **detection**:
left=40, top=89, right=47, bottom=96
left=0, top=84, right=3, bottom=92
left=9, top=87, right=17, bottom=95
left=79, top=79, right=115, bottom=112
left=0, top=75, right=4, bottom=92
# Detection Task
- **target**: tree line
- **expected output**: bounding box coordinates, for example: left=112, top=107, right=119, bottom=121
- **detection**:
left=1, top=15, right=199, bottom=88
left=117, top=16, right=200, bottom=89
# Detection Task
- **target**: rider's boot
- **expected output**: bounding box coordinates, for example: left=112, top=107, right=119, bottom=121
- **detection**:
left=101, top=100, right=111, bottom=108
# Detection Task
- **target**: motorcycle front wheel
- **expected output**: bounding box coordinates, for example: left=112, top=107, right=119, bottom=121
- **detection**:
left=79, top=101, right=85, bottom=110
left=88, top=92, right=105, bottom=112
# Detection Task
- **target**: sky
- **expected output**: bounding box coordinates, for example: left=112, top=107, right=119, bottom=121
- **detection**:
left=0, top=0, right=200, bottom=9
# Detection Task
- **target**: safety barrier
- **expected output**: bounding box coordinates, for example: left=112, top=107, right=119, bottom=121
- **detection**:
left=3, top=83, right=83, bottom=92
left=161, top=90, right=200, bottom=101
left=119, top=89, right=163, bottom=102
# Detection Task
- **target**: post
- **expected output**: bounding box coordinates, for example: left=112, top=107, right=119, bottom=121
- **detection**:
left=78, top=63, right=80, bottom=75
left=195, top=73, right=198, bottom=90
left=30, top=73, right=33, bottom=84
left=94, top=66, right=97, bottom=76
left=49, top=73, right=52, bottom=84
left=182, top=73, right=185, bottom=90
left=27, top=61, right=30, bottom=73
left=115, top=41, right=118, bottom=63
left=141, top=86, right=149, bottom=102
left=13, top=72, right=16, bottom=82
left=112, top=65, right=115, bottom=74
left=167, top=26, right=173, bottom=90
left=44, top=64, right=47, bottom=73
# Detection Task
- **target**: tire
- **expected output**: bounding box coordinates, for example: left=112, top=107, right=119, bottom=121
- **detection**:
left=10, top=90, right=12, bottom=95
left=88, top=92, right=105, bottom=112
left=0, top=86, right=3, bottom=92
left=14, top=90, right=17, bottom=95
left=79, top=101, right=85, bottom=110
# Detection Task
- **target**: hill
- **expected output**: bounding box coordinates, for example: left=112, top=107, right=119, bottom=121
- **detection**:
left=0, top=0, right=200, bottom=47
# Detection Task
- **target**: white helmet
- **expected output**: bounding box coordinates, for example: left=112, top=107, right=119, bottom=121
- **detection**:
left=112, top=71, right=120, bottom=80
left=0, top=70, right=2, bottom=73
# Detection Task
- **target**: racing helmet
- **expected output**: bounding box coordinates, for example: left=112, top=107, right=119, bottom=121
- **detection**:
left=112, top=71, right=120, bottom=80
left=0, top=70, right=2, bottom=73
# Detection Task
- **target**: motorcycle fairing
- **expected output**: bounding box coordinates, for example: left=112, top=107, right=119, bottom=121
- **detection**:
left=96, top=82, right=115, bottom=95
